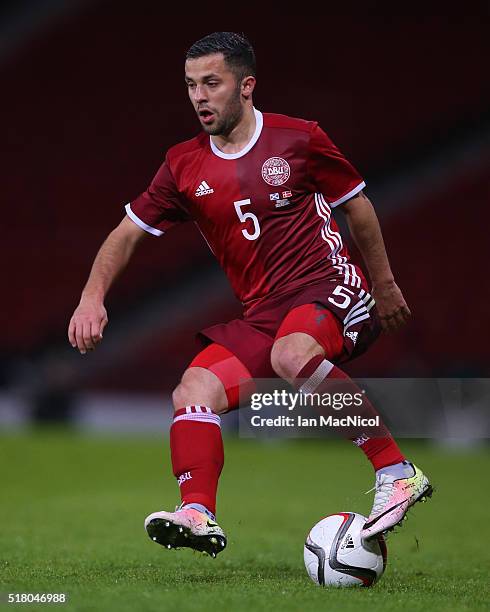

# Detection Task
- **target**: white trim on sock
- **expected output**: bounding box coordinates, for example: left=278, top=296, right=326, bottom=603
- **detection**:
left=299, top=359, right=334, bottom=395
left=173, top=413, right=221, bottom=427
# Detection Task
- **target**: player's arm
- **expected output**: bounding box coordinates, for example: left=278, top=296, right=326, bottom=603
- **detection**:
left=68, top=216, right=147, bottom=354
left=341, top=192, right=411, bottom=332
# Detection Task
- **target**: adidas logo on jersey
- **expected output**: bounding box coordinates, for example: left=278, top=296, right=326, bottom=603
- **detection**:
left=345, top=331, right=358, bottom=344
left=195, top=181, right=214, bottom=197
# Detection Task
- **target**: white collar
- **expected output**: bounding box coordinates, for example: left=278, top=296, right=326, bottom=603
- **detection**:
left=209, top=107, right=263, bottom=160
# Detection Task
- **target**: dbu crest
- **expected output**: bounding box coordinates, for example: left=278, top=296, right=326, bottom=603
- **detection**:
left=261, top=157, right=291, bottom=186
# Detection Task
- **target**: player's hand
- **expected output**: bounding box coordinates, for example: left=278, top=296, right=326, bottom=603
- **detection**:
left=68, top=297, right=108, bottom=354
left=371, top=280, right=411, bottom=333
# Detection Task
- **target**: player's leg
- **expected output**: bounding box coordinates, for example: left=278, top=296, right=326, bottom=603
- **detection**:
left=145, top=343, right=253, bottom=557
left=271, top=303, right=432, bottom=538
left=271, top=307, right=404, bottom=467
left=170, top=343, right=252, bottom=515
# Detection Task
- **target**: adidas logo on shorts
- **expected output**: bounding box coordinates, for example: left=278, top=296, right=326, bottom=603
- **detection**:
left=345, top=331, right=359, bottom=344
left=195, top=181, right=214, bottom=197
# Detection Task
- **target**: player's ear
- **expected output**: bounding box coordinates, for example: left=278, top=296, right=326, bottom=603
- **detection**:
left=241, top=76, right=256, bottom=99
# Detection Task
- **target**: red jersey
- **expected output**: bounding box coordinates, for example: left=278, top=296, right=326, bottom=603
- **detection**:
left=127, top=109, right=366, bottom=309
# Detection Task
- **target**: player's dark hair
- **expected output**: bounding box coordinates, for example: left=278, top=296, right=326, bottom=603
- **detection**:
left=186, top=32, right=256, bottom=82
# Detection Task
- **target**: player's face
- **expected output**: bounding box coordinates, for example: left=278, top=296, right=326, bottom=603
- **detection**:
left=185, top=54, right=247, bottom=136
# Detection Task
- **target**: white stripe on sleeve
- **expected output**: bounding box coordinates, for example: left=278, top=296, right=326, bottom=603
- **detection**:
left=125, top=203, right=164, bottom=237
left=328, top=181, right=366, bottom=208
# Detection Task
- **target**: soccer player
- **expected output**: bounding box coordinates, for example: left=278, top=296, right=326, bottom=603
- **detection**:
left=68, top=32, right=432, bottom=558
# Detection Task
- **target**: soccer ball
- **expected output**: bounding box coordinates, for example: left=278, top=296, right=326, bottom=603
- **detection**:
left=304, top=512, right=387, bottom=587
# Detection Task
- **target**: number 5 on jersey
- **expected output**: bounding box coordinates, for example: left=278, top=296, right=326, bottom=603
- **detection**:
left=234, top=199, right=261, bottom=241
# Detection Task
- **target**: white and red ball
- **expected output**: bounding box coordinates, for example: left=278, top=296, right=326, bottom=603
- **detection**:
left=304, top=512, right=387, bottom=587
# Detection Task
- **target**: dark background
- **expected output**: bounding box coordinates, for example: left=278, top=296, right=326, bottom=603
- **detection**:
left=2, top=3, right=489, bottom=412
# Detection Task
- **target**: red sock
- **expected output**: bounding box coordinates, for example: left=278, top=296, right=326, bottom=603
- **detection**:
left=295, top=356, right=404, bottom=471
left=170, top=405, right=224, bottom=516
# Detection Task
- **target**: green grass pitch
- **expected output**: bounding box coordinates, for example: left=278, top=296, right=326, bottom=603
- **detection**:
left=1, top=430, right=489, bottom=611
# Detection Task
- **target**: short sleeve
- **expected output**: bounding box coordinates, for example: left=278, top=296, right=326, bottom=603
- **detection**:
left=307, top=124, right=366, bottom=208
left=125, top=158, right=190, bottom=236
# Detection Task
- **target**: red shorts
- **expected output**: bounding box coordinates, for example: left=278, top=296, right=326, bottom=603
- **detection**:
left=197, top=277, right=380, bottom=379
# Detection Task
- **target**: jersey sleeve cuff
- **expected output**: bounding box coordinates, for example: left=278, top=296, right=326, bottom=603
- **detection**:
left=125, top=203, right=164, bottom=236
left=329, top=181, right=366, bottom=208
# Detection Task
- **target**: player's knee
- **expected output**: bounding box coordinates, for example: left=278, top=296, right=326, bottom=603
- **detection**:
left=171, top=382, right=189, bottom=411
left=270, top=344, right=305, bottom=382
left=271, top=335, right=324, bottom=383
left=172, top=368, right=228, bottom=414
